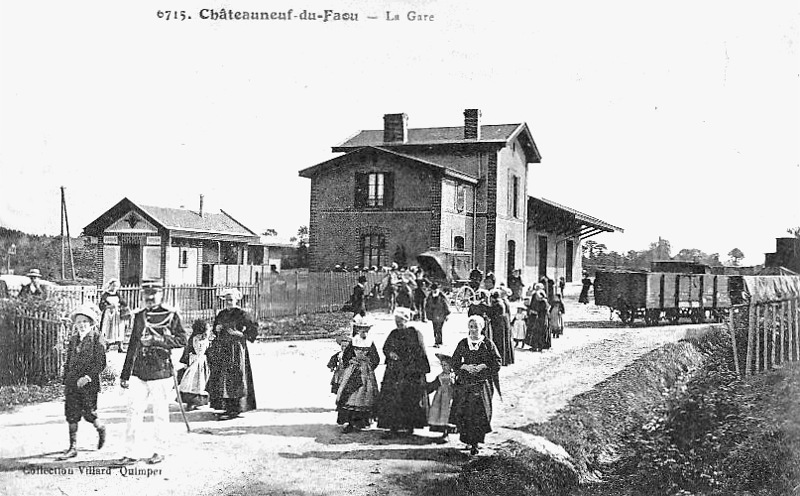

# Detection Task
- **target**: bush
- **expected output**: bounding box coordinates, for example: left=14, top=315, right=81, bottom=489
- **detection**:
left=602, top=330, right=800, bottom=496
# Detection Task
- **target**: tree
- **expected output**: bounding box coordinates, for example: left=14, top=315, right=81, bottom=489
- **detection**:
left=649, top=237, right=672, bottom=261
left=674, top=248, right=705, bottom=262
left=583, top=240, right=598, bottom=259
left=262, top=228, right=278, bottom=236
left=787, top=226, right=800, bottom=238
left=727, top=248, right=745, bottom=266
left=294, top=226, right=309, bottom=268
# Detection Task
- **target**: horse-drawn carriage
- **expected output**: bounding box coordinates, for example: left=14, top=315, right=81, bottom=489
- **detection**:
left=415, top=250, right=476, bottom=312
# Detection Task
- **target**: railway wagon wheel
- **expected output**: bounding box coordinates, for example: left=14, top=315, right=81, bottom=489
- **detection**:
left=453, top=285, right=475, bottom=312
left=666, top=309, right=680, bottom=325
left=618, top=307, right=635, bottom=325
left=644, top=309, right=660, bottom=326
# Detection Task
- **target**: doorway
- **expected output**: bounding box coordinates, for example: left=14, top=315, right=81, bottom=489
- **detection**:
left=506, top=240, right=516, bottom=282
left=538, top=236, right=548, bottom=279
left=565, top=240, right=574, bottom=282
left=120, top=244, right=141, bottom=286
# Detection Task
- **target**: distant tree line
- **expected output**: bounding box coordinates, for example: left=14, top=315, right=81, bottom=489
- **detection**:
left=582, top=237, right=747, bottom=273
left=0, top=227, right=95, bottom=282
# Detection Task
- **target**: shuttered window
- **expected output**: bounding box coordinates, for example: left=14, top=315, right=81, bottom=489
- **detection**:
left=355, top=172, right=393, bottom=209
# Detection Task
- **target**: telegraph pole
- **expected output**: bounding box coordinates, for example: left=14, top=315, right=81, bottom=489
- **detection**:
left=61, top=187, right=76, bottom=281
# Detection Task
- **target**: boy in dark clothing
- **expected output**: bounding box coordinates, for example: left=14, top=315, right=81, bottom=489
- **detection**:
left=61, top=302, right=107, bottom=459
left=426, top=284, right=450, bottom=347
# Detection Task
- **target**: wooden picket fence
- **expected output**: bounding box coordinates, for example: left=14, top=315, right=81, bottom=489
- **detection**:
left=0, top=304, right=68, bottom=386
left=40, top=270, right=392, bottom=323
left=0, top=270, right=397, bottom=384
left=728, top=297, right=800, bottom=378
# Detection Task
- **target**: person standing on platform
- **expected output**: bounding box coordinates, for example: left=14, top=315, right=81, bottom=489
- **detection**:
left=579, top=272, right=592, bottom=304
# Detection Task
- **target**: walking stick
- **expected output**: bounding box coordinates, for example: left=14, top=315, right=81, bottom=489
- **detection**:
left=171, top=364, right=191, bottom=433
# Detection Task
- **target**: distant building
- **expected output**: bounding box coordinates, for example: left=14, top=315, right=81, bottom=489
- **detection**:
left=299, top=109, right=622, bottom=284
left=765, top=237, right=800, bottom=274
left=82, top=197, right=278, bottom=287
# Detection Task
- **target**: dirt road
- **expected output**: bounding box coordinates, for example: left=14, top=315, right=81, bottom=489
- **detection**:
left=0, top=303, right=707, bottom=496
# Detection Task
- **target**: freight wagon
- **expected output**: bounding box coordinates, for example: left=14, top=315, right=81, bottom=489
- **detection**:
left=594, top=269, right=744, bottom=325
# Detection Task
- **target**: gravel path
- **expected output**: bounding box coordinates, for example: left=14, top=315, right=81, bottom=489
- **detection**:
left=0, top=294, right=706, bottom=496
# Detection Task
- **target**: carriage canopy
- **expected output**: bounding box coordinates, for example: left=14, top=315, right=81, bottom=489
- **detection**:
left=416, top=251, right=471, bottom=283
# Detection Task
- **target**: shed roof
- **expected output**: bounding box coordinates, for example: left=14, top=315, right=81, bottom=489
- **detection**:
left=83, top=198, right=258, bottom=241
left=528, top=196, right=624, bottom=240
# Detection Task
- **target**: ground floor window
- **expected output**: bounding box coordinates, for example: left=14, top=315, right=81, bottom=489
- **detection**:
left=361, top=234, right=385, bottom=269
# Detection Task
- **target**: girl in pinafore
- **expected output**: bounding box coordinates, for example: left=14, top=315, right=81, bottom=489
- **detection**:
left=178, top=319, right=212, bottom=411
left=336, top=316, right=380, bottom=433
left=427, top=353, right=456, bottom=443
left=549, top=293, right=566, bottom=339
left=327, top=334, right=351, bottom=394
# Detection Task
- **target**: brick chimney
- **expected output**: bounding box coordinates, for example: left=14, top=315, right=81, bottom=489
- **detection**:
left=199, top=194, right=204, bottom=218
left=464, top=109, right=481, bottom=140
left=383, top=113, right=408, bottom=143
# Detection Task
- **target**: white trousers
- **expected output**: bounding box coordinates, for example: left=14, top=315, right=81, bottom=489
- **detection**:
left=124, top=376, right=173, bottom=457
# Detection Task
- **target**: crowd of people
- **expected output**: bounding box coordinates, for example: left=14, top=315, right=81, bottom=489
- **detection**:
left=329, top=308, right=501, bottom=455
left=56, top=280, right=259, bottom=465
left=329, top=265, right=589, bottom=455
left=49, top=265, right=592, bottom=464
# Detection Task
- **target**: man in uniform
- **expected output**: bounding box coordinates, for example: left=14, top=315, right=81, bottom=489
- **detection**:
left=118, top=279, right=186, bottom=465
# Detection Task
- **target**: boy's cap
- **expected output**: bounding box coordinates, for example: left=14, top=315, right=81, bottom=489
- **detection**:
left=69, top=302, right=101, bottom=325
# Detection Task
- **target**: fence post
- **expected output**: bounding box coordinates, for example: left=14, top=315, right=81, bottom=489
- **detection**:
left=792, top=298, right=800, bottom=360
left=745, top=302, right=754, bottom=376
left=779, top=300, right=786, bottom=364
left=729, top=307, right=741, bottom=378
left=769, top=303, right=776, bottom=369
left=294, top=270, right=300, bottom=317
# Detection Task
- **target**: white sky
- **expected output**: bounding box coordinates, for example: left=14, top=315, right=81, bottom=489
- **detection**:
left=1, top=0, right=798, bottom=266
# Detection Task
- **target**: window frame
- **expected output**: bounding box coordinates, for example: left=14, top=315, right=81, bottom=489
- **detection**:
left=361, top=233, right=385, bottom=268
left=453, top=235, right=465, bottom=251
left=178, top=247, right=190, bottom=268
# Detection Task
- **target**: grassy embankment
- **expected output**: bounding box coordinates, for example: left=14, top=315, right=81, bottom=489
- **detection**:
left=413, top=328, right=800, bottom=496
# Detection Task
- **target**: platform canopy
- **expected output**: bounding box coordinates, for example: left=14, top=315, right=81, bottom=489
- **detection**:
left=527, top=197, right=623, bottom=240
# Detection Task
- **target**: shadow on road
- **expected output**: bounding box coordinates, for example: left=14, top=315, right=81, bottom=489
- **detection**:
left=195, top=423, right=458, bottom=447
left=279, top=446, right=469, bottom=463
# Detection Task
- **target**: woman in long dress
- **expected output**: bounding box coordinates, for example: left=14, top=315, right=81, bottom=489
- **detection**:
left=206, top=288, right=258, bottom=420
left=578, top=272, right=592, bottom=304
left=525, top=285, right=551, bottom=351
left=376, top=307, right=430, bottom=438
left=487, top=290, right=514, bottom=366
left=449, top=315, right=502, bottom=455
left=98, top=279, right=128, bottom=352
left=179, top=319, right=212, bottom=410
left=336, top=316, right=380, bottom=433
